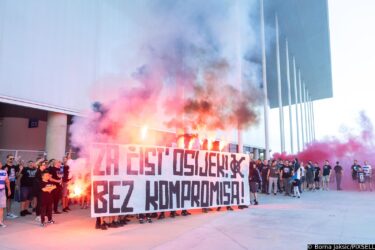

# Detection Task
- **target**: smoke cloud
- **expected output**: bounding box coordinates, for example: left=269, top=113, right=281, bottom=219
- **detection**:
left=273, top=111, right=375, bottom=190
left=70, top=0, right=263, bottom=157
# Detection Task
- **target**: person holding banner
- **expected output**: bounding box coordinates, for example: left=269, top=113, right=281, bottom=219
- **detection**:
left=249, top=161, right=261, bottom=205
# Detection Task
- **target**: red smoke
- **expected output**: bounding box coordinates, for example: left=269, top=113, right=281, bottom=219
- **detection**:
left=273, top=111, right=375, bottom=190
left=165, top=60, right=262, bottom=134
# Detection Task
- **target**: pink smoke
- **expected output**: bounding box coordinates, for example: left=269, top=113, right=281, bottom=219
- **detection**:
left=272, top=111, right=375, bottom=190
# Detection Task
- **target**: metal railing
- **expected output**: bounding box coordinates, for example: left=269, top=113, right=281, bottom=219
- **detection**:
left=0, top=149, right=45, bottom=164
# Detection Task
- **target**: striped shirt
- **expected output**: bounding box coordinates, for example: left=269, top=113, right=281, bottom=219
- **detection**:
left=362, top=165, right=372, bottom=176
left=0, top=170, right=8, bottom=190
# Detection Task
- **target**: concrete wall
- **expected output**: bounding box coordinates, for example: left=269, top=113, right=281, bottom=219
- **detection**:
left=0, top=117, right=46, bottom=150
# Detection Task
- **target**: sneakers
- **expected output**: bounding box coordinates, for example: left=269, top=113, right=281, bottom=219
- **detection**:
left=100, top=224, right=108, bottom=230
left=40, top=223, right=46, bottom=227
left=181, top=211, right=191, bottom=216
left=54, top=211, right=62, bottom=214
left=119, top=219, right=127, bottom=226
left=217, top=207, right=222, bottom=211
left=139, top=218, right=145, bottom=224
left=0, top=222, right=7, bottom=228
left=35, top=216, right=41, bottom=222
left=146, top=217, right=152, bottom=223
left=108, top=222, right=119, bottom=228
left=47, top=220, right=55, bottom=224
left=62, top=208, right=69, bottom=212
left=66, top=207, right=72, bottom=211
left=20, top=210, right=32, bottom=216
left=6, top=213, right=18, bottom=219
left=253, top=200, right=259, bottom=205
left=227, top=206, right=234, bottom=211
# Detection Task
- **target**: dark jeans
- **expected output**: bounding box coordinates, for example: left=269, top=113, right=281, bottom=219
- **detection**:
left=52, top=186, right=62, bottom=212
left=283, top=178, right=291, bottom=195
left=277, top=178, right=282, bottom=192
left=41, top=200, right=52, bottom=223
left=336, top=174, right=342, bottom=190
left=36, top=193, right=41, bottom=216
left=261, top=176, right=268, bottom=193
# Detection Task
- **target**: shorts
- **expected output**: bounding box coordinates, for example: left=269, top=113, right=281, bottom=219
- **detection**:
left=33, top=183, right=40, bottom=198
left=0, top=189, right=6, bottom=208
left=352, top=173, right=357, bottom=180
left=322, top=175, right=329, bottom=182
left=314, top=176, right=320, bottom=182
left=20, top=186, right=33, bottom=201
left=365, top=176, right=372, bottom=183
left=62, top=182, right=69, bottom=198
left=249, top=182, right=258, bottom=193
left=307, top=176, right=314, bottom=184
left=5, top=181, right=16, bottom=200
left=300, top=176, right=306, bottom=183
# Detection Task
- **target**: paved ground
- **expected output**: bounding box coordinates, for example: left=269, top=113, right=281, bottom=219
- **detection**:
left=0, top=190, right=374, bottom=250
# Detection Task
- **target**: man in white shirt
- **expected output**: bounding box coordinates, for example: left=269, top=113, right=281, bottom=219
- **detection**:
left=362, top=161, right=373, bottom=191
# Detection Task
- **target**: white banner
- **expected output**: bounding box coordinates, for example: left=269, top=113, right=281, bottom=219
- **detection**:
left=90, top=144, right=250, bottom=217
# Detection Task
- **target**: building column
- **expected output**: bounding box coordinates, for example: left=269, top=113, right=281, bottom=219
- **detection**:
left=286, top=40, right=293, bottom=154
left=303, top=85, right=309, bottom=144
left=260, top=0, right=270, bottom=160
left=45, top=112, right=67, bottom=160
left=308, top=94, right=313, bottom=143
left=311, top=99, right=316, bottom=140
left=275, top=14, right=285, bottom=153
left=293, top=58, right=300, bottom=152
left=298, top=70, right=305, bottom=149
left=253, top=148, right=260, bottom=161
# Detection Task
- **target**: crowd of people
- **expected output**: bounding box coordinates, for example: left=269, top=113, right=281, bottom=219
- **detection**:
left=0, top=153, right=77, bottom=228
left=250, top=158, right=373, bottom=197
left=0, top=153, right=373, bottom=230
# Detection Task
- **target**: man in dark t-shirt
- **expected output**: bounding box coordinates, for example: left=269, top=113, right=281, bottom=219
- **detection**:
left=314, top=162, right=321, bottom=190
left=357, top=166, right=365, bottom=191
left=20, top=161, right=37, bottom=216
left=322, top=160, right=332, bottom=191
left=334, top=161, right=343, bottom=190
left=268, top=160, right=279, bottom=195
left=261, top=160, right=270, bottom=194
left=306, top=161, right=315, bottom=190
left=351, top=160, right=361, bottom=181
left=48, top=161, right=62, bottom=214
left=281, top=160, right=293, bottom=196
left=61, top=156, right=71, bottom=212
left=40, top=171, right=56, bottom=226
